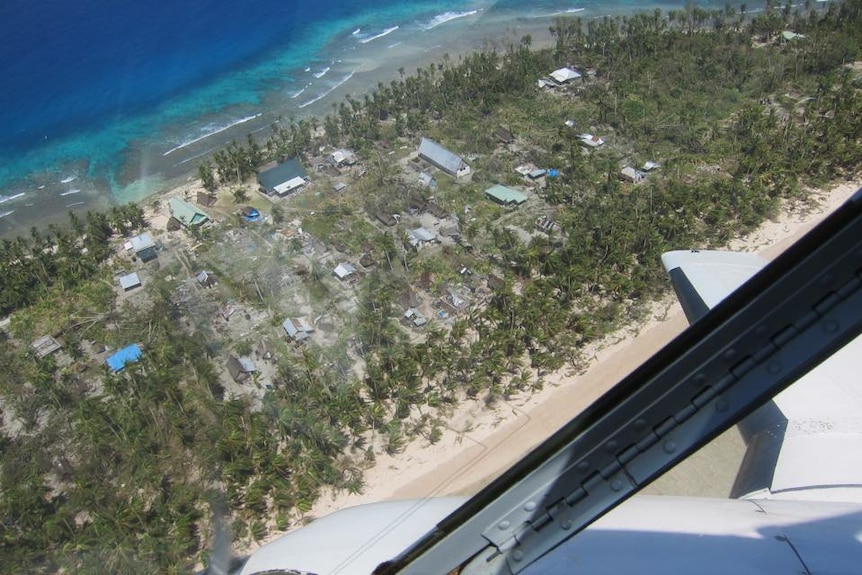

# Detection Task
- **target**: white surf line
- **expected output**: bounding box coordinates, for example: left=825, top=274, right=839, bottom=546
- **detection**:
left=0, top=192, right=25, bottom=205
left=547, top=7, right=585, bottom=16
left=422, top=9, right=479, bottom=30
left=359, top=25, right=399, bottom=44
left=298, top=71, right=356, bottom=109
left=60, top=189, right=81, bottom=196
left=163, top=113, right=262, bottom=156
left=176, top=148, right=218, bottom=167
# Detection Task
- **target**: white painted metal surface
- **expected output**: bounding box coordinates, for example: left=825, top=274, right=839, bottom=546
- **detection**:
left=522, top=496, right=862, bottom=575
left=240, top=498, right=467, bottom=575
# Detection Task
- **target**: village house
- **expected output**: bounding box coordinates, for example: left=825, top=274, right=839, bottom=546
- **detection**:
left=226, top=355, right=257, bottom=383
left=536, top=215, right=561, bottom=234
left=128, top=232, right=157, bottom=262
left=425, top=201, right=449, bottom=219
left=417, top=138, right=471, bottom=179
left=485, top=184, right=528, bottom=206
left=196, top=191, right=218, bottom=207
left=403, top=308, right=427, bottom=328
left=168, top=197, right=211, bottom=228
left=407, top=228, right=436, bottom=249
left=496, top=126, right=514, bottom=145
left=440, top=287, right=470, bottom=314
left=578, top=133, right=605, bottom=148
left=620, top=167, right=646, bottom=184
left=327, top=149, right=358, bottom=168
left=30, top=335, right=61, bottom=359
left=257, top=158, right=309, bottom=197
left=282, top=317, right=314, bottom=342
left=549, top=66, right=582, bottom=85
left=376, top=212, right=397, bottom=227
left=515, top=164, right=547, bottom=187
left=418, top=171, right=437, bottom=189
left=333, top=262, right=357, bottom=281
left=118, top=272, right=142, bottom=291
left=196, top=270, right=217, bottom=288
left=221, top=301, right=239, bottom=321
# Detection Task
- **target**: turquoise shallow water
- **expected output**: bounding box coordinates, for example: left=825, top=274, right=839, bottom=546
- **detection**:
left=0, top=0, right=732, bottom=235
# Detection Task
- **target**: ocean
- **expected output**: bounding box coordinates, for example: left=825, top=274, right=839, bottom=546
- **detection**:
left=0, top=0, right=729, bottom=235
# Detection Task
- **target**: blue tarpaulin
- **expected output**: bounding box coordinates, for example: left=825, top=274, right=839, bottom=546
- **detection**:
left=242, top=208, right=261, bottom=223
left=548, top=168, right=559, bottom=178
left=106, top=344, right=142, bottom=372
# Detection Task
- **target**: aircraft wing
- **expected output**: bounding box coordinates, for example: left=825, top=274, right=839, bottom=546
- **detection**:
left=662, top=249, right=862, bottom=503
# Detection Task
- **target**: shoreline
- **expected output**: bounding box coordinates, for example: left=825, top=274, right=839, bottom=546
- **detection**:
left=0, top=0, right=756, bottom=238
left=0, top=4, right=563, bottom=239
left=240, top=179, right=861, bottom=554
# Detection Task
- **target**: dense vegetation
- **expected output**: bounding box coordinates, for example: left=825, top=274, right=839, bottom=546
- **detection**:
left=1, top=2, right=860, bottom=572
left=0, top=205, right=146, bottom=316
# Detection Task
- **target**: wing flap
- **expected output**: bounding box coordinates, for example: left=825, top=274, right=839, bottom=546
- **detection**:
left=663, top=250, right=862, bottom=504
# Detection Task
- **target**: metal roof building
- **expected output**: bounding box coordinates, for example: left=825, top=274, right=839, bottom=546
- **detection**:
left=119, top=272, right=142, bottom=291
left=550, top=67, right=582, bottom=84
left=283, top=317, right=314, bottom=341
left=169, top=197, right=210, bottom=227
left=30, top=335, right=61, bottom=358
left=418, top=138, right=470, bottom=178
left=334, top=262, right=357, bottom=280
left=485, top=185, right=528, bottom=206
left=257, top=158, right=309, bottom=196
left=227, top=355, right=257, bottom=382
left=129, top=232, right=157, bottom=261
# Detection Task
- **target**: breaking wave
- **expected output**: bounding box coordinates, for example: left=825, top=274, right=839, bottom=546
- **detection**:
left=298, top=71, right=356, bottom=109
left=421, top=10, right=479, bottom=30
left=359, top=25, right=399, bottom=44
left=163, top=113, right=262, bottom=156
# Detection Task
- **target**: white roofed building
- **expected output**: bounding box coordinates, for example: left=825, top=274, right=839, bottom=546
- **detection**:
left=334, top=262, right=357, bottom=281
left=550, top=67, right=582, bottom=84
left=578, top=133, right=605, bottom=148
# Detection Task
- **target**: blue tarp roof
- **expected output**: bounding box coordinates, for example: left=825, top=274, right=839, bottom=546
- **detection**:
left=106, top=344, right=142, bottom=372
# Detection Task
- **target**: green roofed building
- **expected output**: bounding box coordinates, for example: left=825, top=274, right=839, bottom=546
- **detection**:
left=169, top=197, right=210, bottom=227
left=485, top=184, right=528, bottom=206
left=257, top=158, right=309, bottom=196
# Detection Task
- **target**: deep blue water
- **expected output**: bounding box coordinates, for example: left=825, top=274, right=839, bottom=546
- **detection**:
left=0, top=0, right=727, bottom=233
left=1, top=1, right=412, bottom=153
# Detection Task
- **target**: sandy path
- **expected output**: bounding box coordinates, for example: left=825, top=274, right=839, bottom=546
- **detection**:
left=247, top=180, right=860, bottom=552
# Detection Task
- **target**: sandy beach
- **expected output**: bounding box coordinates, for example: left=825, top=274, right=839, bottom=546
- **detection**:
left=240, top=179, right=860, bottom=554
